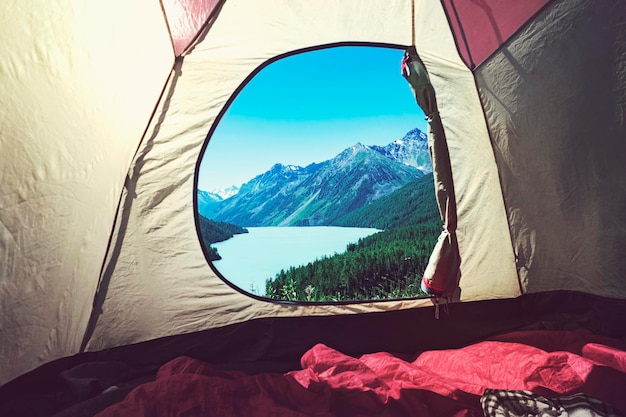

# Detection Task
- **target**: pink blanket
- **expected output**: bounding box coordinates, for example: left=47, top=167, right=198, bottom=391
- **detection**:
left=97, top=328, right=626, bottom=416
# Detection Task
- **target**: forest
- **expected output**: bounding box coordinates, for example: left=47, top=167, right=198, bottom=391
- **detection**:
left=197, top=215, right=248, bottom=261
left=265, top=174, right=441, bottom=301
left=265, top=221, right=440, bottom=301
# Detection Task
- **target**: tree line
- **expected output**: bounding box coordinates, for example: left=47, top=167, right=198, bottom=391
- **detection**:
left=265, top=174, right=441, bottom=301
left=198, top=215, right=248, bottom=261
left=265, top=220, right=440, bottom=301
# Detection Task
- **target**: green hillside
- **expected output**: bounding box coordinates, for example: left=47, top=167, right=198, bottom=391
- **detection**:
left=198, top=215, right=248, bottom=261
left=333, top=173, right=439, bottom=229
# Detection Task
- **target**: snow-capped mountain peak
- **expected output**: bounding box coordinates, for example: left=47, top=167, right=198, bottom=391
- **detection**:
left=211, top=185, right=240, bottom=200
left=370, top=128, right=432, bottom=173
left=197, top=127, right=432, bottom=224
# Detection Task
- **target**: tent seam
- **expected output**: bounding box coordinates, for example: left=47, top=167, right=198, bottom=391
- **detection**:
left=79, top=63, right=179, bottom=353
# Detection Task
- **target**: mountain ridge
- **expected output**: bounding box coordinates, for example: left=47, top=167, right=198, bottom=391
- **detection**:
left=198, top=127, right=431, bottom=227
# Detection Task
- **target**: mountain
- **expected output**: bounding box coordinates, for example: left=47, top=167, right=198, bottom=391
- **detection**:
left=197, top=189, right=223, bottom=219
left=199, top=127, right=431, bottom=227
left=213, top=185, right=240, bottom=199
left=333, top=173, right=439, bottom=230
left=370, top=128, right=432, bottom=173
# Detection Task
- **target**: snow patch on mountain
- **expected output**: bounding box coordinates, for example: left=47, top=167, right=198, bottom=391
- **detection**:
left=197, top=127, right=431, bottom=225
left=370, top=128, right=432, bottom=173
left=210, top=185, right=240, bottom=199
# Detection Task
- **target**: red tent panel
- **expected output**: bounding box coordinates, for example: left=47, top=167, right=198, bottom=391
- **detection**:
left=162, top=0, right=221, bottom=56
left=442, top=0, right=551, bottom=68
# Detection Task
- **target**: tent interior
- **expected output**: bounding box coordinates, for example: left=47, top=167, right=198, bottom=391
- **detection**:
left=1, top=0, right=625, bottom=416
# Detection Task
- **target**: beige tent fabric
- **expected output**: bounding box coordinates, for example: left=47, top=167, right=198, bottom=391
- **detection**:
left=402, top=47, right=461, bottom=298
left=84, top=0, right=519, bottom=353
left=476, top=0, right=626, bottom=298
left=0, top=0, right=521, bottom=385
left=161, top=0, right=222, bottom=56
left=0, top=1, right=173, bottom=385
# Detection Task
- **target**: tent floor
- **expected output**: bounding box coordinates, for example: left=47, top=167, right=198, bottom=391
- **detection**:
left=1, top=291, right=625, bottom=417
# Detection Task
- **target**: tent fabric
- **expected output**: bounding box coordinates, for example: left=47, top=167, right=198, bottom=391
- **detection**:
left=0, top=0, right=174, bottom=386
left=161, top=0, right=223, bottom=56
left=0, top=0, right=624, bottom=392
left=475, top=0, right=626, bottom=297
left=441, top=0, right=551, bottom=69
left=82, top=0, right=518, bottom=357
left=402, top=47, right=461, bottom=297
left=93, top=328, right=626, bottom=416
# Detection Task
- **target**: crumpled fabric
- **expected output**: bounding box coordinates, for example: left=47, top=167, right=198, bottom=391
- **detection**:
left=481, top=389, right=624, bottom=417
left=97, top=328, right=626, bottom=417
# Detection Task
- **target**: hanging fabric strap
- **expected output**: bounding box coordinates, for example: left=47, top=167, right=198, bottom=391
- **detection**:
left=402, top=47, right=462, bottom=314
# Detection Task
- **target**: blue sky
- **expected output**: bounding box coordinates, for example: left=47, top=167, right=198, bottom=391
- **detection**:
left=197, top=46, right=427, bottom=192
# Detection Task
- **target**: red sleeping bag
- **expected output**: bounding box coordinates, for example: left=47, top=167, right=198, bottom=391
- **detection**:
left=97, top=328, right=626, bottom=416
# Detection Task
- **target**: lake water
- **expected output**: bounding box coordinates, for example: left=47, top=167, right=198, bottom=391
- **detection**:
left=212, top=226, right=380, bottom=295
